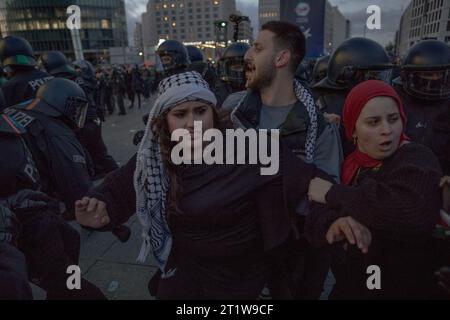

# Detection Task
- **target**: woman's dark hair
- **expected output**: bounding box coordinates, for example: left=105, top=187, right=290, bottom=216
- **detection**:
left=152, top=105, right=232, bottom=216
left=261, top=21, right=306, bottom=74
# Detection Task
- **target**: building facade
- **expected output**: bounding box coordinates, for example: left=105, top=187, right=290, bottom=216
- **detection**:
left=234, top=10, right=254, bottom=43
left=259, top=0, right=280, bottom=27
left=0, top=0, right=128, bottom=63
left=397, top=0, right=450, bottom=57
left=141, top=0, right=237, bottom=47
left=133, top=22, right=143, bottom=53
left=259, top=0, right=350, bottom=56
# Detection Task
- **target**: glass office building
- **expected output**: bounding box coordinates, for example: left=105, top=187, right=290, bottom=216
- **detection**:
left=0, top=0, right=128, bottom=63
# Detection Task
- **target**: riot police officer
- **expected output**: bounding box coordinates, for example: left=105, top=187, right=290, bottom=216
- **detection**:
left=0, top=36, right=53, bottom=109
left=393, top=40, right=450, bottom=175
left=0, top=107, right=105, bottom=300
left=74, top=60, right=119, bottom=178
left=111, top=66, right=127, bottom=115
left=216, top=42, right=250, bottom=109
left=393, top=40, right=450, bottom=299
left=4, top=78, right=93, bottom=217
left=156, top=40, right=190, bottom=78
left=40, top=52, right=118, bottom=179
left=186, top=45, right=217, bottom=89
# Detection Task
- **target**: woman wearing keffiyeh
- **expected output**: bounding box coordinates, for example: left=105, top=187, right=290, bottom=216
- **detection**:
left=75, top=71, right=333, bottom=299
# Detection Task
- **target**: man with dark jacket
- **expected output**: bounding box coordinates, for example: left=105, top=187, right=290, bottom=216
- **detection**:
left=231, top=21, right=343, bottom=299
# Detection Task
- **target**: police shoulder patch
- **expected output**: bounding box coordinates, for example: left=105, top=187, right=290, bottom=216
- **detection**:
left=4, top=107, right=35, bottom=128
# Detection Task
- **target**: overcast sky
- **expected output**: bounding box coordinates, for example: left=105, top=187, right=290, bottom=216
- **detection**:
left=126, top=0, right=412, bottom=46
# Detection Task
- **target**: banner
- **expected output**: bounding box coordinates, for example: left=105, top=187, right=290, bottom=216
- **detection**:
left=280, top=0, right=326, bottom=58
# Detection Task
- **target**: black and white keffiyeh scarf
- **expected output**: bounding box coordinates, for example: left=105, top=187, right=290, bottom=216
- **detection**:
left=134, top=71, right=217, bottom=273
left=231, top=79, right=318, bottom=163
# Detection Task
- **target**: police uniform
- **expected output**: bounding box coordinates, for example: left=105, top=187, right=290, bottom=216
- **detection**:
left=1, top=68, right=53, bottom=110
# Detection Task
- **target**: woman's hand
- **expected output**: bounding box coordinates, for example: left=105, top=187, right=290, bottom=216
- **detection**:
left=440, top=176, right=450, bottom=213
left=75, top=197, right=110, bottom=229
left=326, top=217, right=372, bottom=254
left=308, top=178, right=333, bottom=204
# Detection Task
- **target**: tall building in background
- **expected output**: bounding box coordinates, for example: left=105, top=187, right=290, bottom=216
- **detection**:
left=259, top=0, right=280, bottom=26
left=134, top=22, right=143, bottom=53
left=142, top=0, right=236, bottom=47
left=141, top=0, right=243, bottom=62
left=396, top=0, right=450, bottom=57
left=235, top=10, right=254, bottom=42
left=266, top=0, right=350, bottom=57
left=0, top=0, right=128, bottom=63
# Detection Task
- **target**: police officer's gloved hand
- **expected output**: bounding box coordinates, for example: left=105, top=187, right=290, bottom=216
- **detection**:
left=0, top=205, right=20, bottom=245
left=0, top=190, right=52, bottom=222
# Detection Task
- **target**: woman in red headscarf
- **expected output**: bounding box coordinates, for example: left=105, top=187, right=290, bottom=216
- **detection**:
left=307, top=80, right=443, bottom=299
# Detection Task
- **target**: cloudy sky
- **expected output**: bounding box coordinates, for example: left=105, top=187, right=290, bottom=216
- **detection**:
left=126, top=0, right=412, bottom=45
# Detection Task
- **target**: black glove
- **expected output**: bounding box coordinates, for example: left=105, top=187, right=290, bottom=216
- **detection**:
left=0, top=190, right=52, bottom=222
left=0, top=205, right=20, bottom=245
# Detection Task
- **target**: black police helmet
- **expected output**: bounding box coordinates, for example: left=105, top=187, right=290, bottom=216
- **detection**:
left=36, top=78, right=88, bottom=129
left=73, top=60, right=96, bottom=81
left=312, top=55, right=330, bottom=85
left=401, top=40, right=450, bottom=100
left=316, top=37, right=393, bottom=90
left=219, top=42, right=250, bottom=87
left=156, top=40, right=190, bottom=71
left=38, top=51, right=75, bottom=76
left=186, top=46, right=204, bottom=63
left=0, top=36, right=37, bottom=67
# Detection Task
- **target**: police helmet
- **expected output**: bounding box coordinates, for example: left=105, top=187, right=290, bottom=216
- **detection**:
left=186, top=46, right=204, bottom=63
left=36, top=78, right=88, bottom=129
left=156, top=40, right=190, bottom=71
left=316, top=37, right=393, bottom=90
left=400, top=40, right=450, bottom=100
left=0, top=36, right=37, bottom=68
left=38, top=51, right=75, bottom=76
left=219, top=42, right=250, bottom=88
left=73, top=60, right=96, bottom=81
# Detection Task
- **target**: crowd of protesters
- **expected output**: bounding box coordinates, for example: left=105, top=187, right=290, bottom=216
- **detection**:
left=0, top=19, right=449, bottom=300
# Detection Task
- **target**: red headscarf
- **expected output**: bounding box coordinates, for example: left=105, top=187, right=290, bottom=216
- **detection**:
left=342, top=80, right=409, bottom=185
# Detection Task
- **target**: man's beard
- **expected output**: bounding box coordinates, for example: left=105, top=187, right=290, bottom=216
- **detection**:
left=247, top=62, right=276, bottom=91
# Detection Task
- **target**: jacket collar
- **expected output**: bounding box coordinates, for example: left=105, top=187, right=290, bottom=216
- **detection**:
left=233, top=90, right=310, bottom=136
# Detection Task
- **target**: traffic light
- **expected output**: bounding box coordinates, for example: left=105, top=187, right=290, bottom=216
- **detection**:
left=215, top=20, right=229, bottom=44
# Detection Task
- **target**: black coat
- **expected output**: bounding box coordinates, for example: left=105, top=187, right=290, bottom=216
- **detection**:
left=0, top=242, right=32, bottom=300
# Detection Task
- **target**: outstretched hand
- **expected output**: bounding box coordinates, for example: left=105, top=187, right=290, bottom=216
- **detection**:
left=326, top=217, right=372, bottom=254
left=75, top=197, right=110, bottom=229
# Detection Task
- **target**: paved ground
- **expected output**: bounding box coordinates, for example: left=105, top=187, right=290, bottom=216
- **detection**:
left=31, top=95, right=335, bottom=300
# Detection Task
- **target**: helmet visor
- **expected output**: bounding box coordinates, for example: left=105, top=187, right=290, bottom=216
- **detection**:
left=65, top=96, right=88, bottom=129
left=220, top=57, right=246, bottom=85
left=337, top=65, right=393, bottom=88
left=403, top=69, right=450, bottom=100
